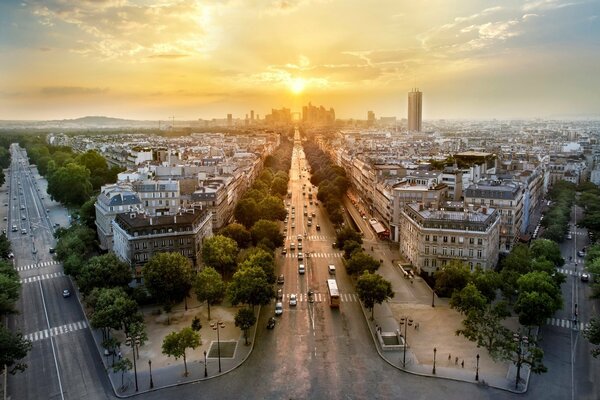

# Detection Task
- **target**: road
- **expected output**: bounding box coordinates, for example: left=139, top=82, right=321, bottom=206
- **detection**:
left=5, top=145, right=111, bottom=400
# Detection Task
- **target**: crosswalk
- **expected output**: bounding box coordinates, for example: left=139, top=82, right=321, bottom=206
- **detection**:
left=20, top=271, right=64, bottom=284
left=557, top=268, right=585, bottom=277
left=283, top=293, right=358, bottom=303
left=546, top=317, right=590, bottom=331
left=16, top=260, right=60, bottom=271
left=24, top=320, right=88, bottom=342
left=284, top=252, right=343, bottom=259
left=286, top=235, right=334, bottom=241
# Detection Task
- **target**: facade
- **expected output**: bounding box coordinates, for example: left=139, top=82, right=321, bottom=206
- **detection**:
left=112, top=207, right=213, bottom=277
left=191, top=176, right=237, bottom=231
left=132, top=179, right=181, bottom=216
left=95, top=183, right=142, bottom=251
left=408, top=89, right=422, bottom=132
left=399, top=202, right=500, bottom=276
left=464, top=181, right=523, bottom=252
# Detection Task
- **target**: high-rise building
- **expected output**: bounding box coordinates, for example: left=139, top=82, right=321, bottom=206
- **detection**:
left=408, top=88, right=422, bottom=132
left=251, top=110, right=254, bottom=121
left=367, top=111, right=375, bottom=126
left=302, top=102, right=335, bottom=125
left=227, top=114, right=232, bottom=126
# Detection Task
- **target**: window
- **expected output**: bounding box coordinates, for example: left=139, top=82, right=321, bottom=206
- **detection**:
left=459, top=237, right=464, bottom=244
left=432, top=259, right=437, bottom=268
left=425, top=247, right=430, bottom=255
left=469, top=249, right=474, bottom=257
left=154, top=241, right=158, bottom=248
left=433, top=247, right=437, bottom=255
left=134, top=243, right=140, bottom=250
left=451, top=236, right=456, bottom=243
left=477, top=238, right=483, bottom=246
left=490, top=199, right=494, bottom=206
left=433, top=236, right=438, bottom=242
left=469, top=262, right=474, bottom=271
left=476, top=262, right=482, bottom=269
left=442, top=247, right=447, bottom=255
left=169, top=239, right=173, bottom=246
left=450, top=248, right=455, bottom=256
left=443, top=236, right=448, bottom=243
left=179, top=238, right=184, bottom=245
left=425, top=234, right=430, bottom=242
left=469, top=238, right=475, bottom=245
left=458, top=248, right=463, bottom=257
left=142, top=242, right=147, bottom=249
left=424, top=259, right=430, bottom=267
left=477, top=249, right=483, bottom=258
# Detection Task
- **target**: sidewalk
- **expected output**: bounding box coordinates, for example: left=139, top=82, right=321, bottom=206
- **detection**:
left=343, top=195, right=531, bottom=394
left=80, top=291, right=260, bottom=398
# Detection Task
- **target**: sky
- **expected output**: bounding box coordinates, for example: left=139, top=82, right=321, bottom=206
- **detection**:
left=0, top=0, right=599, bottom=120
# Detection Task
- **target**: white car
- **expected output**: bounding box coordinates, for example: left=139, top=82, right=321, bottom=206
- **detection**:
left=275, top=302, right=283, bottom=315
left=328, top=264, right=336, bottom=274
left=289, top=294, right=297, bottom=306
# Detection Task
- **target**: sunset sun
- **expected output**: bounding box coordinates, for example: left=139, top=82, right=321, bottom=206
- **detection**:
left=290, top=78, right=306, bottom=94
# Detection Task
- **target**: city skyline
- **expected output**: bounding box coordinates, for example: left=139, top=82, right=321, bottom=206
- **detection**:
left=1, top=0, right=599, bottom=121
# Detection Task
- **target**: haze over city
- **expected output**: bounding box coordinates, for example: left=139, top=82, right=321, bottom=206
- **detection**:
left=1, top=0, right=599, bottom=121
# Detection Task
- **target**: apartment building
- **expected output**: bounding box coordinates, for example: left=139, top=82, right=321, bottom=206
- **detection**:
left=464, top=180, right=523, bottom=252
left=95, top=183, right=142, bottom=251
left=112, top=207, right=213, bottom=277
left=132, top=179, right=181, bottom=216
left=399, top=202, right=500, bottom=276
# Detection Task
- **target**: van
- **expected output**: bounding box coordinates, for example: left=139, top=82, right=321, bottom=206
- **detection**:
left=328, top=264, right=336, bottom=274
left=298, top=264, right=305, bottom=274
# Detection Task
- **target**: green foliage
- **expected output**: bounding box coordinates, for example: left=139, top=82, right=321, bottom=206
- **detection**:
left=219, top=223, right=252, bottom=248
left=143, top=252, right=194, bottom=314
left=55, top=224, right=97, bottom=270
left=433, top=260, right=471, bottom=298
left=541, top=181, right=575, bottom=242
left=0, top=326, right=32, bottom=374
left=89, top=287, right=140, bottom=339
left=257, top=195, right=287, bottom=221
left=234, top=198, right=260, bottom=228
left=530, top=239, right=564, bottom=267
left=356, top=271, right=394, bottom=319
left=335, top=226, right=363, bottom=250
left=514, top=271, right=563, bottom=327
left=162, top=327, right=201, bottom=376
left=250, top=219, right=284, bottom=248
left=0, top=233, right=12, bottom=260
left=238, top=247, right=276, bottom=284
left=235, top=307, right=257, bottom=345
left=450, top=283, right=487, bottom=315
left=0, top=260, right=21, bottom=316
left=584, top=317, right=600, bottom=358
left=77, top=253, right=132, bottom=295
left=227, top=265, right=273, bottom=307
left=47, top=162, right=93, bottom=207
left=194, top=267, right=226, bottom=320
left=343, top=240, right=362, bottom=259
left=456, top=301, right=512, bottom=360
left=345, top=251, right=380, bottom=276
left=202, top=235, right=239, bottom=275
left=112, top=357, right=132, bottom=388
left=191, top=316, right=202, bottom=331
left=78, top=196, right=98, bottom=229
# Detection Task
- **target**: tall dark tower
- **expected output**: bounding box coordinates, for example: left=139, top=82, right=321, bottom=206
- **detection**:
left=408, top=88, right=422, bottom=132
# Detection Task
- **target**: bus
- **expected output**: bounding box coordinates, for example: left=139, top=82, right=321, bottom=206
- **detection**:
left=326, top=279, right=340, bottom=308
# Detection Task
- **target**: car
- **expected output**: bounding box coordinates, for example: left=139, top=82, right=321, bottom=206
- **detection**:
left=316, top=224, right=321, bottom=231
left=291, top=223, right=295, bottom=229
left=297, top=234, right=303, bottom=241
left=578, top=250, right=586, bottom=257
left=277, top=274, right=284, bottom=284
left=311, top=212, right=316, bottom=217
left=49, top=247, right=55, bottom=254
left=21, top=229, right=27, bottom=235
left=581, top=273, right=590, bottom=282
left=298, top=264, right=305, bottom=274
left=3, top=203, right=7, bottom=206
left=281, top=248, right=287, bottom=255
left=62, top=289, right=71, bottom=298
left=21, top=215, right=26, bottom=220
left=298, top=242, right=302, bottom=250
left=7, top=252, right=14, bottom=259
left=274, top=302, right=283, bottom=315
left=328, top=264, right=336, bottom=274
left=276, top=289, right=283, bottom=300
left=20, top=205, right=25, bottom=210
left=2, top=216, right=6, bottom=221
left=297, top=252, right=303, bottom=260
left=11, top=225, right=17, bottom=232
left=566, top=233, right=573, bottom=240
left=289, top=294, right=297, bottom=306
left=267, top=317, right=276, bottom=329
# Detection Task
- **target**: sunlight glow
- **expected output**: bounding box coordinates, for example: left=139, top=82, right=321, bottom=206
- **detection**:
left=290, top=78, right=306, bottom=94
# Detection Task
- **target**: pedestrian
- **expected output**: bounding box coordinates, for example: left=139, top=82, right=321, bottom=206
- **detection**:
left=448, top=354, right=451, bottom=361
left=455, top=357, right=458, bottom=365
left=414, top=322, right=419, bottom=330
left=118, top=351, right=122, bottom=359
left=461, top=360, right=464, bottom=368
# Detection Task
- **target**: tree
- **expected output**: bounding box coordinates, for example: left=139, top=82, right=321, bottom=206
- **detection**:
left=90, top=287, right=140, bottom=340
left=76, top=150, right=108, bottom=190
left=202, top=235, right=239, bottom=276
left=144, top=252, right=194, bottom=321
left=78, top=196, right=98, bottom=229
left=194, top=267, right=226, bottom=320
left=258, top=195, right=287, bottom=221
left=227, top=266, right=273, bottom=307
left=0, top=326, right=32, bottom=374
left=471, top=269, right=500, bottom=302
left=238, top=247, right=276, bottom=284
left=47, top=162, right=93, bottom=207
left=514, top=271, right=563, bottom=328
left=343, top=240, right=362, bottom=259
left=235, top=307, right=257, bottom=345
left=234, top=198, right=260, bottom=228
left=162, top=327, right=201, bottom=377
left=0, top=260, right=20, bottom=315
left=0, top=233, right=11, bottom=259
left=77, top=253, right=132, bottom=295
left=335, top=226, right=362, bottom=249
left=356, top=271, right=394, bottom=319
left=584, top=317, right=600, bottom=358
left=270, top=176, right=288, bottom=196
left=530, top=239, right=564, bottom=267
left=450, top=283, right=487, bottom=315
left=345, top=252, right=380, bottom=276
left=250, top=219, right=284, bottom=248
left=456, top=301, right=512, bottom=360
left=219, top=223, right=252, bottom=248
left=433, top=260, right=470, bottom=298
left=112, top=357, right=132, bottom=389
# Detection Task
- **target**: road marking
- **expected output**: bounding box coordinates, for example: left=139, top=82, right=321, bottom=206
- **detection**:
left=285, top=293, right=356, bottom=302
left=557, top=268, right=583, bottom=277
left=24, top=320, right=88, bottom=342
left=20, top=271, right=64, bottom=284
left=16, top=260, right=60, bottom=271
left=546, top=317, right=589, bottom=330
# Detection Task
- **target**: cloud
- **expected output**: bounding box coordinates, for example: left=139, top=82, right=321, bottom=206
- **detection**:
left=522, top=13, right=539, bottom=20
left=522, top=0, right=580, bottom=11
left=40, top=86, right=108, bottom=96
left=146, top=54, right=190, bottom=59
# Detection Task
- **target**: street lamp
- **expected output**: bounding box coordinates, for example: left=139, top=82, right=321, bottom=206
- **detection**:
left=148, top=359, right=153, bottom=389
left=475, top=353, right=480, bottom=381
left=211, top=321, right=225, bottom=373
left=204, top=350, right=208, bottom=377
left=513, top=333, right=529, bottom=389
left=125, top=334, right=141, bottom=392
left=399, top=316, right=413, bottom=368
left=432, top=347, right=437, bottom=374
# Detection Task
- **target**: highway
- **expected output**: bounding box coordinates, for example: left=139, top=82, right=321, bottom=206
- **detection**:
left=4, top=145, right=110, bottom=400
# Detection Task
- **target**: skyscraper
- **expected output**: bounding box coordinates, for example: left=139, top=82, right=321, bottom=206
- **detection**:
left=408, top=89, right=422, bottom=132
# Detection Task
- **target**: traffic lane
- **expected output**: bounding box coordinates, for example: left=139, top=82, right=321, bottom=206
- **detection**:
left=55, top=329, right=113, bottom=400
left=42, top=274, right=85, bottom=329
left=12, top=281, right=48, bottom=340
left=7, top=332, right=62, bottom=400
